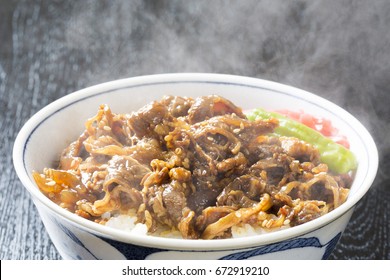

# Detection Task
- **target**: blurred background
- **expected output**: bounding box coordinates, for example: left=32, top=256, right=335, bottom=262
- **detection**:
left=1, top=0, right=389, bottom=259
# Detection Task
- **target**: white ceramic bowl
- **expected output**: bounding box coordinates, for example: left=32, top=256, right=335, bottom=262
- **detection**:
left=13, top=73, right=378, bottom=259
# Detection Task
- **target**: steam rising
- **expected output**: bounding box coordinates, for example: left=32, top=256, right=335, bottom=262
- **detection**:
left=63, top=0, right=389, bottom=179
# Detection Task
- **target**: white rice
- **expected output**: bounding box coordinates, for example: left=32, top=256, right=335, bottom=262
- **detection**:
left=105, top=213, right=288, bottom=238
left=105, top=214, right=148, bottom=235
left=231, top=223, right=288, bottom=238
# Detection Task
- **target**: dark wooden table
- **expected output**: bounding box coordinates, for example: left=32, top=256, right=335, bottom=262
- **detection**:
left=1, top=0, right=389, bottom=260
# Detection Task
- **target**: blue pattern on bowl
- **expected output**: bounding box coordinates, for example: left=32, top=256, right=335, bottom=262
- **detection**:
left=220, top=233, right=341, bottom=260
left=50, top=217, right=100, bottom=259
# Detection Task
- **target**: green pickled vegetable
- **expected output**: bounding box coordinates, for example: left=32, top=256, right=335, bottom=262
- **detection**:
left=247, top=108, right=357, bottom=174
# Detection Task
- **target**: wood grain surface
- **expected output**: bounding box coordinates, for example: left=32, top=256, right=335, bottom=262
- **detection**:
left=1, top=0, right=389, bottom=260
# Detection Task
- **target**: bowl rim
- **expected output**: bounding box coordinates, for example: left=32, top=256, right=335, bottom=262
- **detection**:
left=13, top=73, right=379, bottom=250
